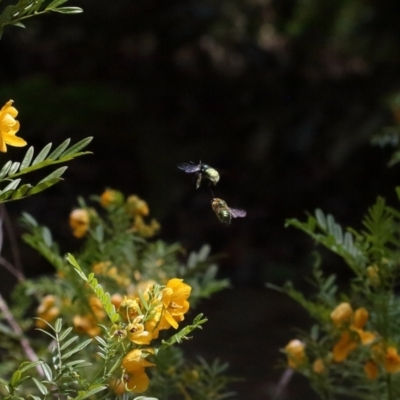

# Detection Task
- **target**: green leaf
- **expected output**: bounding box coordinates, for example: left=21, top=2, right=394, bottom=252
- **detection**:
left=32, top=143, right=52, bottom=166
left=32, top=377, right=48, bottom=395
left=60, top=137, right=93, bottom=157
left=38, top=166, right=67, bottom=183
left=73, top=385, right=107, bottom=400
left=28, top=396, right=42, bottom=400
left=35, top=328, right=57, bottom=340
left=60, top=336, right=79, bottom=351
left=40, top=363, right=53, bottom=381
left=34, top=0, right=45, bottom=12
left=61, top=339, right=92, bottom=360
left=11, top=184, right=32, bottom=199
left=0, top=180, right=22, bottom=200
left=11, top=22, right=26, bottom=28
left=51, top=6, right=83, bottom=14
left=59, top=327, right=73, bottom=341
left=27, top=178, right=62, bottom=196
left=21, top=212, right=38, bottom=227
left=0, top=5, right=14, bottom=25
left=19, top=361, right=43, bottom=373
left=315, top=208, right=326, bottom=230
left=0, top=160, right=12, bottom=179
left=10, top=370, right=21, bottom=387
left=9, top=161, right=21, bottom=175
left=64, top=360, right=91, bottom=369
left=20, top=146, right=34, bottom=170
left=47, top=139, right=70, bottom=160
left=54, top=318, right=62, bottom=333
left=133, top=397, right=159, bottom=400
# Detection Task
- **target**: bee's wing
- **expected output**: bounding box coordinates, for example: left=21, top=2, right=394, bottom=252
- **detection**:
left=229, top=208, right=247, bottom=218
left=177, top=162, right=201, bottom=173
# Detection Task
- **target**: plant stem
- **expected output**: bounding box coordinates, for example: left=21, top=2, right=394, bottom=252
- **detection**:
left=0, top=292, right=43, bottom=377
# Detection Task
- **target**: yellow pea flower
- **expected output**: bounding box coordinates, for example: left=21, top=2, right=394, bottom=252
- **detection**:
left=161, top=278, right=191, bottom=329
left=353, top=308, right=368, bottom=329
left=127, top=316, right=152, bottom=345
left=384, top=347, right=400, bottom=374
left=109, top=378, right=126, bottom=395
left=284, top=339, right=306, bottom=369
left=312, top=358, right=325, bottom=374
left=111, top=293, right=123, bottom=310
left=331, top=302, right=353, bottom=327
left=333, top=331, right=357, bottom=362
left=73, top=314, right=101, bottom=337
left=364, top=361, right=379, bottom=380
left=0, top=100, right=27, bottom=152
left=126, top=195, right=150, bottom=216
left=69, top=209, right=89, bottom=238
left=100, top=189, right=124, bottom=208
left=36, top=295, right=60, bottom=329
left=122, top=349, right=155, bottom=393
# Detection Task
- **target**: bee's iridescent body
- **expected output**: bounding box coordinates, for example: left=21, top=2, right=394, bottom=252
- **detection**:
left=178, top=161, right=220, bottom=189
left=211, top=198, right=246, bottom=225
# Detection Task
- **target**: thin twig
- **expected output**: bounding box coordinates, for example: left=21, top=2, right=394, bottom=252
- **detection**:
left=0, top=204, right=24, bottom=277
left=272, top=368, right=293, bottom=400
left=0, top=292, right=43, bottom=377
left=0, top=256, right=24, bottom=282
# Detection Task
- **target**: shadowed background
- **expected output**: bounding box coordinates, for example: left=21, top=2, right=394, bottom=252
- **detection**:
left=1, top=0, right=400, bottom=398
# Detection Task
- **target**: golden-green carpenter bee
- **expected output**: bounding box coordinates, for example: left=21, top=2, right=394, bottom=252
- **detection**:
left=178, top=161, right=220, bottom=189
left=211, top=198, right=246, bottom=224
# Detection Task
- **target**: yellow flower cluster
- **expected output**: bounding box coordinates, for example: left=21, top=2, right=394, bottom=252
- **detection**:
left=331, top=303, right=376, bottom=362
left=284, top=302, right=400, bottom=381
left=0, top=100, right=27, bottom=153
left=115, top=278, right=191, bottom=393
left=69, top=191, right=160, bottom=239
left=36, top=295, right=60, bottom=329
left=92, top=261, right=132, bottom=288
left=73, top=296, right=107, bottom=337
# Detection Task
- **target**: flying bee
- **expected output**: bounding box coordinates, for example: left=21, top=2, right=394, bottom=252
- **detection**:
left=211, top=198, right=246, bottom=225
left=178, top=161, right=220, bottom=189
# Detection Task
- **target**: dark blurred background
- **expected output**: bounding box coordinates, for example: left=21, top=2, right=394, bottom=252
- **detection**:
left=2, top=0, right=400, bottom=398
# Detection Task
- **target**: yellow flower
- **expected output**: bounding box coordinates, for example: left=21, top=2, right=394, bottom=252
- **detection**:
left=126, top=195, right=150, bottom=216
left=111, top=293, right=123, bottom=310
left=284, top=339, right=306, bottom=369
left=333, top=331, right=357, bottom=362
left=89, top=296, right=106, bottom=321
left=109, top=378, right=125, bottom=395
left=73, top=314, right=101, bottom=337
left=331, top=302, right=353, bottom=327
left=161, top=278, right=191, bottom=329
left=127, top=316, right=152, bottom=345
left=351, top=327, right=376, bottom=345
left=145, top=303, right=164, bottom=339
left=0, top=100, right=26, bottom=152
left=353, top=307, right=369, bottom=329
left=364, top=360, right=379, bottom=380
left=36, top=295, right=60, bottom=329
left=92, top=261, right=112, bottom=275
left=69, top=209, right=89, bottom=238
left=384, top=347, right=400, bottom=374
left=312, top=358, right=325, bottom=374
left=132, top=215, right=160, bottom=238
left=122, top=349, right=155, bottom=393
left=100, top=189, right=124, bottom=208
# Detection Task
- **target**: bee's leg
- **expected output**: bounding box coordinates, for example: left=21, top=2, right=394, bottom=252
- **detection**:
left=196, top=173, right=202, bottom=189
